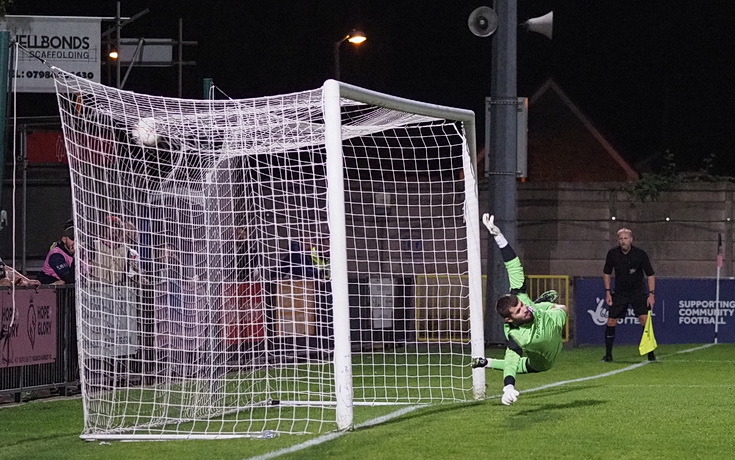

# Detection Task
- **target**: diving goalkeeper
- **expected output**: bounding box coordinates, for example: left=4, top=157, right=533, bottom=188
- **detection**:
left=471, top=214, right=568, bottom=405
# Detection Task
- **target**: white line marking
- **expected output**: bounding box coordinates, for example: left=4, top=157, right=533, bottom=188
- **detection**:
left=523, top=343, right=715, bottom=395
left=245, top=405, right=427, bottom=460
left=674, top=343, right=715, bottom=354
left=243, top=343, right=717, bottom=460
left=523, top=361, right=648, bottom=394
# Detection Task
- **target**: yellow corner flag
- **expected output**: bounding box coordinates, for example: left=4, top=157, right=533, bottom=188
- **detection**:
left=639, top=311, right=657, bottom=355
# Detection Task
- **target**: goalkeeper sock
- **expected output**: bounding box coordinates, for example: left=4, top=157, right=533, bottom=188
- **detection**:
left=488, top=358, right=527, bottom=373
left=473, top=358, right=505, bottom=370
left=604, top=325, right=616, bottom=356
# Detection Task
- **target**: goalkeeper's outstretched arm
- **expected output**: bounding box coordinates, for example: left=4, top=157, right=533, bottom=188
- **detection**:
left=484, top=213, right=522, bottom=405
left=483, top=213, right=526, bottom=293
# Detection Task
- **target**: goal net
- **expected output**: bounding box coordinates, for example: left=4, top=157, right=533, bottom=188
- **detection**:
left=53, top=68, right=484, bottom=440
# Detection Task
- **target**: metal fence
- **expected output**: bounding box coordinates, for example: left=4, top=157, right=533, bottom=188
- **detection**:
left=0, top=285, right=78, bottom=403
left=415, top=274, right=571, bottom=343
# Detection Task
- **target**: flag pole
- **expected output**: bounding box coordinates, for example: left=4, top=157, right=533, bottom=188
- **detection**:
left=715, top=233, right=722, bottom=344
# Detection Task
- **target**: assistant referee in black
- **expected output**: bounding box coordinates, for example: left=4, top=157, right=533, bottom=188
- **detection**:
left=602, top=227, right=656, bottom=362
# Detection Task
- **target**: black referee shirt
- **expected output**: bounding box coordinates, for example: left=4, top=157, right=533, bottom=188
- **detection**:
left=603, top=245, right=655, bottom=295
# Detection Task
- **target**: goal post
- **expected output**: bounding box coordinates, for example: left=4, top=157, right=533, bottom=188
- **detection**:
left=323, top=80, right=353, bottom=430
left=53, top=68, right=485, bottom=440
left=325, top=80, right=486, bottom=409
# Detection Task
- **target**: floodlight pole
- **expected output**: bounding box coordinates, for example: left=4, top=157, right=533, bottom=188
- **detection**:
left=485, top=0, right=518, bottom=344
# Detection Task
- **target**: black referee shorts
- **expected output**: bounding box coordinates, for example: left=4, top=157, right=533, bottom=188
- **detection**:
left=609, top=293, right=648, bottom=318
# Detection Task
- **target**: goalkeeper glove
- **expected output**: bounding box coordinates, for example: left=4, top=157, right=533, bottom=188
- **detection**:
left=482, top=213, right=508, bottom=248
left=501, top=384, right=519, bottom=405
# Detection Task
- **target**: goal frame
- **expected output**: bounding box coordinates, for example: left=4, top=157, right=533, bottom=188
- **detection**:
left=53, top=69, right=485, bottom=439
left=323, top=79, right=485, bottom=430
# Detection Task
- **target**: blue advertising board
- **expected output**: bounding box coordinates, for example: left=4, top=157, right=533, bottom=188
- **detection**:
left=575, top=278, right=735, bottom=344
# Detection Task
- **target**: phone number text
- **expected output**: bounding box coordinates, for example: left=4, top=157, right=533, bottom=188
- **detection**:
left=15, top=71, right=95, bottom=79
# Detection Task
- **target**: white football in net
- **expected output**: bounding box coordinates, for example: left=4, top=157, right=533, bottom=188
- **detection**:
left=131, top=117, right=159, bottom=146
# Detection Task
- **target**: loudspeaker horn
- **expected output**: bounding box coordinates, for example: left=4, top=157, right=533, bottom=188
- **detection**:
left=468, top=6, right=498, bottom=37
left=521, top=11, right=553, bottom=40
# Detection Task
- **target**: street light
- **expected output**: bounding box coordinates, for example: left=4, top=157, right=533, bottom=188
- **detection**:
left=334, top=29, right=366, bottom=80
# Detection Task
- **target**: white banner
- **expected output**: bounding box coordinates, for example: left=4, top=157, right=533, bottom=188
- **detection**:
left=84, top=284, right=140, bottom=358
left=1, top=15, right=101, bottom=93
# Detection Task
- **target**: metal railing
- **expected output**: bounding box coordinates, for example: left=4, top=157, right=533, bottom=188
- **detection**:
left=415, top=274, right=571, bottom=343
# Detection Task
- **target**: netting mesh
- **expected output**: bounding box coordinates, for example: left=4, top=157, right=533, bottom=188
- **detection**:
left=53, top=68, right=482, bottom=439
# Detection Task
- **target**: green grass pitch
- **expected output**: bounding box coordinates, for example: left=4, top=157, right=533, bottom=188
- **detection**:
left=1, top=343, right=733, bottom=459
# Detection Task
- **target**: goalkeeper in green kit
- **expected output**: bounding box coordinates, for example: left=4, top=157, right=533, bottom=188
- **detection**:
left=471, top=214, right=568, bottom=405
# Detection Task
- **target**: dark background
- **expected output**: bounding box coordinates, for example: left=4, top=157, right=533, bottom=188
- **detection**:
left=9, top=1, right=735, bottom=175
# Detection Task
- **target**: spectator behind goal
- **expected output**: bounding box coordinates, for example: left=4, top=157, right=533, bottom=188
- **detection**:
left=0, top=257, right=40, bottom=287
left=37, top=223, right=75, bottom=284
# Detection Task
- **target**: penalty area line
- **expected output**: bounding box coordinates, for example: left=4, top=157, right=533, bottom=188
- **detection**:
left=244, top=343, right=716, bottom=460
left=524, top=342, right=716, bottom=395
left=244, top=405, right=427, bottom=460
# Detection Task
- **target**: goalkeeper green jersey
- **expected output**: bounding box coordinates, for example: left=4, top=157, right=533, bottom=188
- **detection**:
left=502, top=257, right=567, bottom=381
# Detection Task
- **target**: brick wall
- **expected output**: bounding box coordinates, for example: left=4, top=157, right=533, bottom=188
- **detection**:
left=513, top=181, right=734, bottom=279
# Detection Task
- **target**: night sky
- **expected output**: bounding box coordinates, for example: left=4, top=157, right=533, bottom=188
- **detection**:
left=10, top=1, right=735, bottom=175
